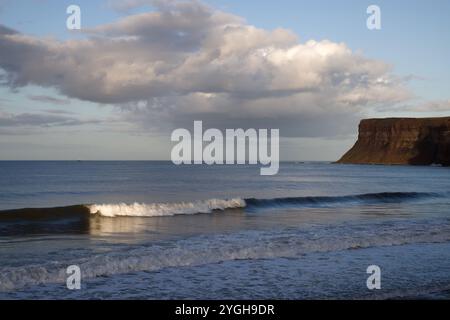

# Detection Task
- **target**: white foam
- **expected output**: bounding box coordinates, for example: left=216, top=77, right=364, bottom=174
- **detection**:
left=88, top=198, right=246, bottom=217
left=1, top=219, right=450, bottom=292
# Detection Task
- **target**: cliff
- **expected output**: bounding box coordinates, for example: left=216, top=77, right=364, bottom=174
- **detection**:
left=337, top=117, right=450, bottom=166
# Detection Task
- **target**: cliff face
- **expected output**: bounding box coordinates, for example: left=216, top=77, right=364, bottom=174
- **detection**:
left=337, top=117, right=450, bottom=166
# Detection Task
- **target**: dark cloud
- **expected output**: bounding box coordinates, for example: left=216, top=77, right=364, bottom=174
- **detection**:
left=28, top=95, right=71, bottom=105
left=0, top=111, right=100, bottom=128
left=0, top=24, right=17, bottom=35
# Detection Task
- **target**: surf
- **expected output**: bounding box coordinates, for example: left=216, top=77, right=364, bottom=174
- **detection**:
left=88, top=198, right=246, bottom=217
left=88, top=191, right=440, bottom=217
left=0, top=191, right=441, bottom=221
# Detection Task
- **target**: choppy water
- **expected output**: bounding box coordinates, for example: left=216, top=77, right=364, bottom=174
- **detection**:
left=0, top=161, right=449, bottom=299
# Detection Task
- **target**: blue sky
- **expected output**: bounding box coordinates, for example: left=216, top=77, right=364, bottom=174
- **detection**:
left=0, top=0, right=449, bottom=160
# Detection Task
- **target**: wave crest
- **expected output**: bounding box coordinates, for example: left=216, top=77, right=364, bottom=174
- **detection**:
left=0, top=192, right=441, bottom=220
left=88, top=198, right=246, bottom=217
left=245, top=192, right=438, bottom=208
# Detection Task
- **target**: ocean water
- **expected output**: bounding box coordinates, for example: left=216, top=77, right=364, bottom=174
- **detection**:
left=0, top=161, right=450, bottom=299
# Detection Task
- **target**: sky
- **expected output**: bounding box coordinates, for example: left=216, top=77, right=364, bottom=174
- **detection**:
left=0, top=0, right=449, bottom=160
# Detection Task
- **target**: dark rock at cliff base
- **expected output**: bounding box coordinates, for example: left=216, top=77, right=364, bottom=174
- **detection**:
left=337, top=117, right=450, bottom=166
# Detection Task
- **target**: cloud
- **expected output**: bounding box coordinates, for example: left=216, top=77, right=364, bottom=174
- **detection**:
left=391, top=99, right=450, bottom=113
left=28, top=95, right=71, bottom=105
left=0, top=0, right=412, bottom=137
left=0, top=110, right=100, bottom=128
left=42, top=109, right=76, bottom=115
left=0, top=24, right=16, bottom=35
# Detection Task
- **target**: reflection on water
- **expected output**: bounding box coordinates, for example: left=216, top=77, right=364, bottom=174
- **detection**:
left=0, top=208, right=249, bottom=239
left=89, top=216, right=149, bottom=235
left=0, top=203, right=429, bottom=240
left=88, top=209, right=249, bottom=240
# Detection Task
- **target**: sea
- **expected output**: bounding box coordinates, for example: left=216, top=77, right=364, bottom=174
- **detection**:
left=0, top=161, right=449, bottom=299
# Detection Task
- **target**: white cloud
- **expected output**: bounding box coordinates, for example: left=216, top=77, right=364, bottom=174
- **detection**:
left=0, top=0, right=412, bottom=137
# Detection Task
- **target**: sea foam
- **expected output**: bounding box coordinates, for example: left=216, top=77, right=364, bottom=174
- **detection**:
left=88, top=198, right=246, bottom=217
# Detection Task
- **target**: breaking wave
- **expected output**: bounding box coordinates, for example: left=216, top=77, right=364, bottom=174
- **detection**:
left=89, top=191, right=440, bottom=217
left=0, top=192, right=442, bottom=220
left=1, top=217, right=450, bottom=292
left=88, top=198, right=246, bottom=217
